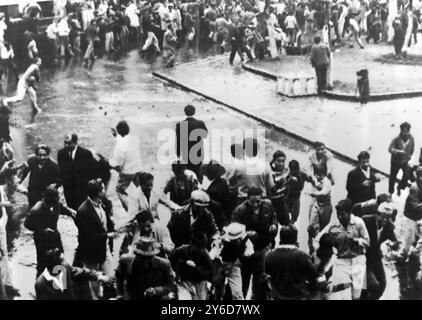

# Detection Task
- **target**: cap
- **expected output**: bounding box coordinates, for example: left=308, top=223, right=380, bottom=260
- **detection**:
left=191, top=190, right=210, bottom=207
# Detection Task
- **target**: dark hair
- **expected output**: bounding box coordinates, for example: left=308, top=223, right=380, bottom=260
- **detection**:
left=357, top=151, right=370, bottom=161
left=35, top=144, right=51, bottom=156
left=279, top=224, right=298, bottom=245
left=272, top=150, right=286, bottom=162
left=314, top=166, right=327, bottom=176
left=289, top=159, right=300, bottom=171
left=335, top=198, right=353, bottom=213
left=314, top=141, right=325, bottom=148
left=69, top=133, right=78, bottom=143
left=44, top=186, right=59, bottom=203
left=137, top=172, right=154, bottom=184
left=243, top=138, right=259, bottom=157
left=116, top=120, right=130, bottom=137
left=377, top=193, right=391, bottom=204
left=87, top=178, right=103, bottom=198
left=184, top=105, right=196, bottom=116
left=247, top=187, right=263, bottom=198
left=171, top=160, right=186, bottom=173
left=136, top=209, right=154, bottom=224
left=400, top=122, right=411, bottom=131
left=314, top=36, right=321, bottom=44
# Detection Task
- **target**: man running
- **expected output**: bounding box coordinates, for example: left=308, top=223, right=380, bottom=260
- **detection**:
left=3, top=57, right=42, bottom=114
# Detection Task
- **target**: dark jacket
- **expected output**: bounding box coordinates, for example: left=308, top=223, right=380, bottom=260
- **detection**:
left=388, top=135, right=415, bottom=165
left=310, top=43, right=330, bottom=67
left=265, top=246, right=318, bottom=300
left=22, top=155, right=61, bottom=207
left=57, top=146, right=96, bottom=210
left=116, top=254, right=176, bottom=300
left=362, top=214, right=397, bottom=263
left=206, top=177, right=231, bottom=229
left=175, top=117, right=208, bottom=166
left=404, top=182, right=422, bottom=221
left=167, top=204, right=219, bottom=248
left=24, top=200, right=74, bottom=266
left=232, top=199, right=277, bottom=251
left=74, top=197, right=114, bottom=264
left=169, top=244, right=213, bottom=283
left=346, top=166, right=378, bottom=205
left=35, top=263, right=100, bottom=300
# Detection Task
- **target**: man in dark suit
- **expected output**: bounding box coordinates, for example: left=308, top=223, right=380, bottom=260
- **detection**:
left=73, top=179, right=115, bottom=300
left=57, top=133, right=96, bottom=210
left=310, top=35, right=330, bottom=94
left=24, top=187, right=76, bottom=277
left=167, top=190, right=219, bottom=249
left=175, top=105, right=208, bottom=182
left=346, top=151, right=381, bottom=206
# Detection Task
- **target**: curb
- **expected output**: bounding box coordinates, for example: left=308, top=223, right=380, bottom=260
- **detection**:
left=152, top=71, right=390, bottom=178
left=242, top=62, right=422, bottom=102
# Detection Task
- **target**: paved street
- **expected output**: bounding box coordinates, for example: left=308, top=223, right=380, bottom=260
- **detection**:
left=3, top=47, right=418, bottom=300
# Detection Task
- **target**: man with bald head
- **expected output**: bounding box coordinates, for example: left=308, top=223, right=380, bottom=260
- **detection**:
left=57, top=133, right=96, bottom=210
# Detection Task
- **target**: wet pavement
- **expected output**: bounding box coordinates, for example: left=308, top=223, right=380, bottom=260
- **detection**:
left=0, top=44, right=418, bottom=299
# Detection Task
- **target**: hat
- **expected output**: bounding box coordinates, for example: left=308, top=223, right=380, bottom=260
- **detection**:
left=191, top=190, right=210, bottom=207
left=223, top=223, right=246, bottom=241
left=378, top=202, right=394, bottom=215
left=133, top=237, right=160, bottom=256
left=201, top=160, right=226, bottom=178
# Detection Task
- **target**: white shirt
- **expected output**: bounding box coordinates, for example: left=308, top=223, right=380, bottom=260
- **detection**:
left=88, top=197, right=107, bottom=230
left=285, top=15, right=297, bottom=29
left=110, top=134, right=143, bottom=175
left=57, top=19, right=70, bottom=37
left=361, top=166, right=370, bottom=179
left=42, top=268, right=65, bottom=292
left=0, top=20, right=7, bottom=43
left=125, top=3, right=140, bottom=28
left=46, top=23, right=58, bottom=40
left=71, top=146, right=78, bottom=161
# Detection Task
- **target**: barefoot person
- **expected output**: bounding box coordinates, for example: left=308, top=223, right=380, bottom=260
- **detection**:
left=3, top=57, right=42, bottom=114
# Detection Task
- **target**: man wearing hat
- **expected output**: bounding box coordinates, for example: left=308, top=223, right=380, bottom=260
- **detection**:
left=320, top=199, right=369, bottom=300
left=202, top=160, right=230, bottom=229
left=169, top=230, right=213, bottom=300
left=360, top=202, right=397, bottom=300
left=167, top=190, right=219, bottom=248
left=346, top=151, right=381, bottom=206
left=115, top=237, right=177, bottom=300
left=211, top=222, right=254, bottom=300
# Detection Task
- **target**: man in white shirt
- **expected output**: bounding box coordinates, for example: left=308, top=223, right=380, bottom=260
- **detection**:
left=109, top=120, right=143, bottom=211
left=3, top=57, right=42, bottom=114
left=46, top=19, right=59, bottom=61
left=57, top=17, right=74, bottom=58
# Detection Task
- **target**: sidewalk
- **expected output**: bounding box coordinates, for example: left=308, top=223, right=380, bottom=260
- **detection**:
left=157, top=53, right=422, bottom=175
left=250, top=43, right=422, bottom=96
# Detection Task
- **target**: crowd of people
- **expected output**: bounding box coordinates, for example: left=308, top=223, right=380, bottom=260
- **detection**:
left=0, top=96, right=422, bottom=300
left=0, top=0, right=421, bottom=302
left=0, top=0, right=419, bottom=74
